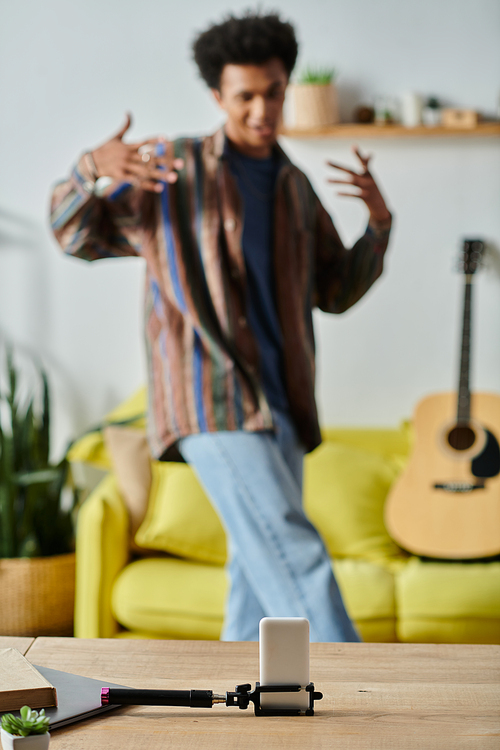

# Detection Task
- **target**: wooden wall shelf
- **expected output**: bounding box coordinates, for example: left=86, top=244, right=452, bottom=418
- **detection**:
left=281, top=122, right=500, bottom=139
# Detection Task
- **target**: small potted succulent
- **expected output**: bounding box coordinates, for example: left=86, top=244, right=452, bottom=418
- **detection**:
left=1, top=706, right=50, bottom=749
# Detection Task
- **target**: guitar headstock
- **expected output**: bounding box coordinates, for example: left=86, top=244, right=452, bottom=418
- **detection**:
left=460, top=238, right=485, bottom=275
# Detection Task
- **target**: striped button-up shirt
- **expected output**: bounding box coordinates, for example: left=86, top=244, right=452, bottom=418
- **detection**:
left=50, top=128, right=391, bottom=458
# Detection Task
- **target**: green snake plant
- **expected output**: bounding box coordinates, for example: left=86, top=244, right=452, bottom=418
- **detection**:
left=0, top=345, right=78, bottom=558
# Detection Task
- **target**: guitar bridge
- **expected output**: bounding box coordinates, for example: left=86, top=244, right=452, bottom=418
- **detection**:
left=434, top=481, right=485, bottom=493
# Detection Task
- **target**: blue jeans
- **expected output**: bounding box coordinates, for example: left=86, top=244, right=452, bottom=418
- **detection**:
left=178, top=410, right=360, bottom=643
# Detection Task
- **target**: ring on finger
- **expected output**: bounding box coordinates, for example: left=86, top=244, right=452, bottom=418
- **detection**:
left=138, top=144, right=156, bottom=163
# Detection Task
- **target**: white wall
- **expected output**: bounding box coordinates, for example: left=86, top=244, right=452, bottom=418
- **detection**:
left=1, top=0, right=499, bottom=457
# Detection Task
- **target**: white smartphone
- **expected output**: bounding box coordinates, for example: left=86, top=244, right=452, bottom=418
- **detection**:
left=259, top=617, right=310, bottom=711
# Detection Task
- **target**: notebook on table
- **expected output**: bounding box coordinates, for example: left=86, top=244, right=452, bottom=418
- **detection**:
left=0, top=649, right=57, bottom=711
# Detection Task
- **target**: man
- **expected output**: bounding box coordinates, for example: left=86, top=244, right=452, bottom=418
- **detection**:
left=51, top=11, right=392, bottom=642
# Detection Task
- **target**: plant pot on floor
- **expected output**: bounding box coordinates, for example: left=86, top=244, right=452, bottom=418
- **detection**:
left=0, top=553, right=75, bottom=636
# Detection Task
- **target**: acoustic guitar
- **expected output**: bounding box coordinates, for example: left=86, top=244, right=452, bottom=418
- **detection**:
left=384, top=239, right=500, bottom=559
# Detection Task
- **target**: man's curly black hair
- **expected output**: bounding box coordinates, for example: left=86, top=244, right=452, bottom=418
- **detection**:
left=192, top=11, right=298, bottom=90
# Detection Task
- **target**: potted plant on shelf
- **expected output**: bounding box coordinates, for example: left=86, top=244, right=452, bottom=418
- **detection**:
left=1, top=706, right=50, bottom=750
left=286, top=65, right=339, bottom=130
left=0, top=345, right=79, bottom=636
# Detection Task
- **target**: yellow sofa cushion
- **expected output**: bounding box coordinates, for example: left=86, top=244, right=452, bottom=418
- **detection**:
left=112, top=557, right=226, bottom=640
left=396, top=557, right=500, bottom=644
left=333, top=558, right=396, bottom=642
left=321, top=424, right=411, bottom=458
left=304, top=442, right=406, bottom=561
left=134, top=462, right=228, bottom=565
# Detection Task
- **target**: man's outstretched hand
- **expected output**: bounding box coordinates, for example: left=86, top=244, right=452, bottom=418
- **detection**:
left=91, top=114, right=184, bottom=193
left=327, top=145, right=391, bottom=224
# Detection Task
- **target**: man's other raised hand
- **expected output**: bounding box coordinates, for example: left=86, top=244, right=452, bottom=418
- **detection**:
left=327, top=145, right=391, bottom=225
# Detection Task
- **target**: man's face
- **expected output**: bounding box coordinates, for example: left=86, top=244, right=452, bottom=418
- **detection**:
left=212, top=58, right=288, bottom=158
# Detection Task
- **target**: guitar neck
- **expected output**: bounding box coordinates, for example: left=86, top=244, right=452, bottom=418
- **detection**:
left=457, top=276, right=473, bottom=424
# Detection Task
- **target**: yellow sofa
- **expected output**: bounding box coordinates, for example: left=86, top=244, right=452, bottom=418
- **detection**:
left=70, top=389, right=500, bottom=644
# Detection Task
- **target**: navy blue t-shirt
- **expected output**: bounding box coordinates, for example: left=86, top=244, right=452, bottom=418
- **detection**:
left=227, top=146, right=289, bottom=413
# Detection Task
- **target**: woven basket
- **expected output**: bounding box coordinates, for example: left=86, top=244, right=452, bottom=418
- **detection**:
left=0, top=553, right=75, bottom=636
left=288, top=83, right=339, bottom=129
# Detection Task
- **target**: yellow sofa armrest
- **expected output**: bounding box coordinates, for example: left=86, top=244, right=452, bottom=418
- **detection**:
left=74, top=473, right=130, bottom=638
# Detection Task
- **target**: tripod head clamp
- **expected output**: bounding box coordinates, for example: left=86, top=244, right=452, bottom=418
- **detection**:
left=225, top=682, right=323, bottom=716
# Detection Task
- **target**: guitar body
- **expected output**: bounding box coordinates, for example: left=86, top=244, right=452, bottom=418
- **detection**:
left=385, top=392, right=500, bottom=558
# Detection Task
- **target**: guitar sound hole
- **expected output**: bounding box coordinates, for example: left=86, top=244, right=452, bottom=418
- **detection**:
left=447, top=425, right=476, bottom=451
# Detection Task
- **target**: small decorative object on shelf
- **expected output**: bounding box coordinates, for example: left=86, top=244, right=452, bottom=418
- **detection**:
left=354, top=105, right=375, bottom=124
left=286, top=65, right=339, bottom=129
left=400, top=92, right=422, bottom=127
left=374, top=95, right=399, bottom=125
left=441, top=108, right=479, bottom=129
left=1, top=706, right=50, bottom=750
left=422, top=97, right=441, bottom=126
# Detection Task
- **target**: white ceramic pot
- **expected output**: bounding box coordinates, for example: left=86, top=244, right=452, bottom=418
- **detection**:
left=0, top=729, right=50, bottom=750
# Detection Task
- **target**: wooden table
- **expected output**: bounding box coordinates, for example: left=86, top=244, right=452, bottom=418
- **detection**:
left=3, top=637, right=499, bottom=749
